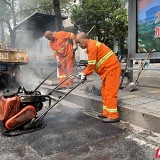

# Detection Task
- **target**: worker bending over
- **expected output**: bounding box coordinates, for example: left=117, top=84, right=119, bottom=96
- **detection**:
left=76, top=32, right=121, bottom=123
left=45, top=31, right=77, bottom=90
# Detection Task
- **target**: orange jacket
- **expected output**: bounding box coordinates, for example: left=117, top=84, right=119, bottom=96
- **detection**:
left=50, top=31, right=75, bottom=57
left=83, top=39, right=121, bottom=80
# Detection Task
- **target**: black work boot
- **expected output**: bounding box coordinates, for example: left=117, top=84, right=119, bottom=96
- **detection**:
left=68, top=85, right=73, bottom=89
left=56, top=87, right=66, bottom=90
left=102, top=118, right=120, bottom=123
left=98, top=114, right=107, bottom=118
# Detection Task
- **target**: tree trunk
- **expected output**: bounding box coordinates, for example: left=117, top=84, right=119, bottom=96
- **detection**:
left=11, top=0, right=16, bottom=48
left=11, top=0, right=17, bottom=27
left=53, top=0, right=63, bottom=31
left=0, top=22, right=5, bottom=41
left=0, top=19, right=15, bottom=48
left=1, top=0, right=16, bottom=48
left=10, top=30, right=16, bottom=48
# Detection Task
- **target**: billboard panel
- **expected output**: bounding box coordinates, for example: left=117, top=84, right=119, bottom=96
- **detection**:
left=137, top=0, right=160, bottom=52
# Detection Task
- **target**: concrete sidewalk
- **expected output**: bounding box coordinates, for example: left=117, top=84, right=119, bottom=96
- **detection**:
left=40, top=67, right=160, bottom=134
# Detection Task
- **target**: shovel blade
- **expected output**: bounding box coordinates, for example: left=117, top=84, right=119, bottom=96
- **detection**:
left=125, top=82, right=138, bottom=92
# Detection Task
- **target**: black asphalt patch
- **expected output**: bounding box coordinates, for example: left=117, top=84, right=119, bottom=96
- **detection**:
left=0, top=105, right=155, bottom=160
left=23, top=106, right=125, bottom=157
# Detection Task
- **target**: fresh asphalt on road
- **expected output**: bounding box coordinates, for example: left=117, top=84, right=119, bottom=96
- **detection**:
left=0, top=86, right=158, bottom=160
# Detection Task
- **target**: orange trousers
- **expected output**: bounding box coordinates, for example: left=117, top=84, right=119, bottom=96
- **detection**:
left=59, top=53, right=75, bottom=87
left=101, top=67, right=121, bottom=119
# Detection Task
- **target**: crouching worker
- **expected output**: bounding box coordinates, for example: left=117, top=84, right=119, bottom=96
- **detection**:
left=76, top=32, right=121, bottom=123
left=45, top=31, right=77, bottom=90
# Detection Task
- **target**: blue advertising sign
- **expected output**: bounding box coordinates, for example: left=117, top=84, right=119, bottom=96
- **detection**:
left=138, top=0, right=160, bottom=52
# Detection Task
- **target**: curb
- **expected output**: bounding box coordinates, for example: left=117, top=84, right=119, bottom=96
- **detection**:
left=44, top=86, right=160, bottom=133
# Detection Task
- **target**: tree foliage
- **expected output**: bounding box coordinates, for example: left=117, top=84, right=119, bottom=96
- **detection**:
left=17, top=0, right=75, bottom=31
left=0, top=0, right=18, bottom=47
left=17, top=0, right=76, bottom=20
left=17, top=0, right=53, bottom=21
left=71, top=0, right=128, bottom=47
left=0, top=0, right=75, bottom=47
left=0, top=1, right=11, bottom=21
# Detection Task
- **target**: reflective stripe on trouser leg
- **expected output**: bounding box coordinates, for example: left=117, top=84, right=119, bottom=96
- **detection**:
left=103, top=106, right=108, bottom=117
left=101, top=80, right=108, bottom=117
left=103, top=67, right=121, bottom=119
left=66, top=53, right=75, bottom=86
left=59, top=57, right=67, bottom=87
left=59, top=75, right=66, bottom=87
left=68, top=76, right=74, bottom=86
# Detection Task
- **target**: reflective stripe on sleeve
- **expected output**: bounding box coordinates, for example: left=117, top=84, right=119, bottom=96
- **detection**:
left=52, top=39, right=70, bottom=54
left=96, top=41, right=101, bottom=47
left=53, top=50, right=60, bottom=54
left=95, top=51, right=113, bottom=69
left=88, top=60, right=97, bottom=64
left=70, top=33, right=73, bottom=39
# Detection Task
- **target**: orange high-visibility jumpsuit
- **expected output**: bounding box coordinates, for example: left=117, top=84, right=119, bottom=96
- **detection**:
left=83, top=40, right=121, bottom=119
left=50, top=31, right=75, bottom=87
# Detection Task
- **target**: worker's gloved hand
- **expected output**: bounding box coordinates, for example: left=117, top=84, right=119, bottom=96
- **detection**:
left=81, top=74, right=87, bottom=80
left=77, top=72, right=83, bottom=78
left=73, top=45, right=78, bottom=51
left=77, top=72, right=87, bottom=80
left=57, top=62, right=61, bottom=68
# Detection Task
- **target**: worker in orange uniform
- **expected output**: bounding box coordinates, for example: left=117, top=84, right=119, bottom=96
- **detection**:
left=45, top=31, right=77, bottom=90
left=76, top=32, right=121, bottom=123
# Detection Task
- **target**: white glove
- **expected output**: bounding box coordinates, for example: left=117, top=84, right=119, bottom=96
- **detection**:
left=81, top=74, right=86, bottom=80
left=77, top=72, right=83, bottom=78
left=73, top=45, right=78, bottom=51
left=77, top=72, right=86, bottom=80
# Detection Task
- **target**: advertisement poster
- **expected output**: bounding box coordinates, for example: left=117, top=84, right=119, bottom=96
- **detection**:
left=138, top=0, right=160, bottom=52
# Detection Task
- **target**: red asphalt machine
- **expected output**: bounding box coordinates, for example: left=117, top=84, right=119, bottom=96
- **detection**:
left=0, top=48, right=86, bottom=136
left=0, top=74, right=85, bottom=136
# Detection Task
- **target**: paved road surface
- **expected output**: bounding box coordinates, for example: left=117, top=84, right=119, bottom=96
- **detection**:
left=0, top=68, right=160, bottom=159
left=0, top=86, right=159, bottom=160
